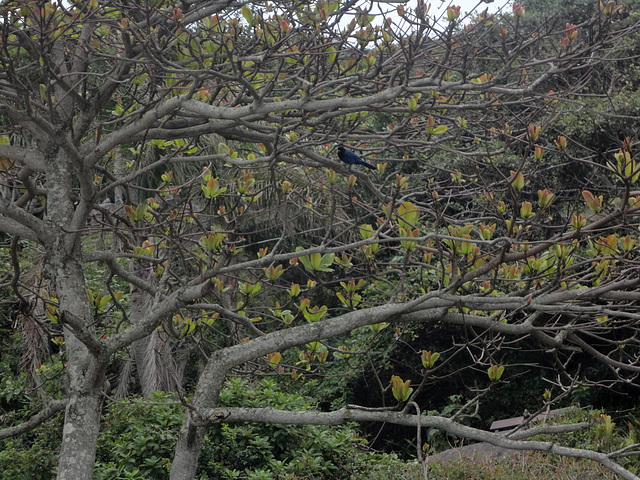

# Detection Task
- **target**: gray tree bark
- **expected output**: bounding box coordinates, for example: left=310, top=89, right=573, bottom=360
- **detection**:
left=43, top=150, right=105, bottom=480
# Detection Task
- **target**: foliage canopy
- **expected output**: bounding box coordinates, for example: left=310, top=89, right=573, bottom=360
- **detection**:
left=1, top=0, right=640, bottom=479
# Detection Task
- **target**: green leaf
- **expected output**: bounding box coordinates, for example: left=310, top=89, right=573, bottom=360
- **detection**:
left=391, top=375, right=413, bottom=402
left=217, top=142, right=230, bottom=155
left=299, top=299, right=328, bottom=322
left=397, top=201, right=420, bottom=230
left=421, top=350, right=440, bottom=369
left=327, top=46, right=337, bottom=64
left=132, top=73, right=148, bottom=85
left=297, top=250, right=334, bottom=272
left=336, top=291, right=361, bottom=308
left=241, top=6, right=254, bottom=25
left=97, top=295, right=112, bottom=311
left=359, top=224, right=374, bottom=239
left=487, top=365, right=505, bottom=381
left=239, top=281, right=262, bottom=297
left=201, top=177, right=227, bottom=199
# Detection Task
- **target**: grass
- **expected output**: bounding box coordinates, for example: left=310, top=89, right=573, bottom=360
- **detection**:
left=379, top=407, right=640, bottom=480
left=419, top=451, right=619, bottom=480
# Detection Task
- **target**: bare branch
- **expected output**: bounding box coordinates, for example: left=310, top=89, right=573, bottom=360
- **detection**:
left=201, top=406, right=637, bottom=480
left=0, top=400, right=66, bottom=441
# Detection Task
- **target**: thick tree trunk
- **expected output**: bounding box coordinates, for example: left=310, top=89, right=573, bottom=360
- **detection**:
left=57, top=392, right=103, bottom=479
left=44, top=150, right=105, bottom=480
left=170, top=357, right=227, bottom=480
left=53, top=261, right=105, bottom=480
left=169, top=418, right=207, bottom=480
left=53, top=263, right=105, bottom=480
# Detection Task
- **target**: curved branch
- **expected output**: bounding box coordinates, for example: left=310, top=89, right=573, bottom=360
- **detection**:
left=83, top=95, right=189, bottom=165
left=0, top=400, right=67, bottom=441
left=84, top=251, right=159, bottom=297
left=568, top=333, right=640, bottom=373
left=0, top=211, right=42, bottom=243
left=201, top=406, right=637, bottom=480
left=0, top=144, right=45, bottom=172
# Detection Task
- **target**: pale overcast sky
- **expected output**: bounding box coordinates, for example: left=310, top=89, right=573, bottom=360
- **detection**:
left=428, top=0, right=511, bottom=17
left=360, top=0, right=512, bottom=26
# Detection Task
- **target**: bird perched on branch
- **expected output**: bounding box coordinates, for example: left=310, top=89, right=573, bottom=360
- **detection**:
left=337, top=146, right=376, bottom=170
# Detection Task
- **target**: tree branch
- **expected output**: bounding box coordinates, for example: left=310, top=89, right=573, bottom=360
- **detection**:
left=200, top=406, right=637, bottom=480
left=0, top=400, right=67, bottom=441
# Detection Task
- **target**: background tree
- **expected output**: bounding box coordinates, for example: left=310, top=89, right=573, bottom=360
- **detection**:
left=1, top=1, right=640, bottom=479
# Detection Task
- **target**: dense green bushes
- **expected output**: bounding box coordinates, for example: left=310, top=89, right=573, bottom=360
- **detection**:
left=1, top=378, right=410, bottom=480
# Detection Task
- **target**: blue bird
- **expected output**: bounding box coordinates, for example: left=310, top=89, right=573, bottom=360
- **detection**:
left=337, top=146, right=376, bottom=170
